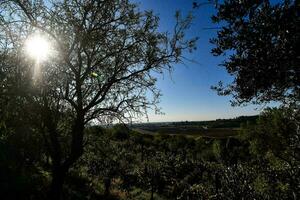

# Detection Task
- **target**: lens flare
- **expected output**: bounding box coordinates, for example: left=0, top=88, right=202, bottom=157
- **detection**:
left=25, top=35, right=51, bottom=61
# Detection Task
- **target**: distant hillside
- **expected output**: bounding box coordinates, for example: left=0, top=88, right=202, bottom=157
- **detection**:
left=131, top=115, right=259, bottom=138
left=132, top=115, right=258, bottom=129
left=192, top=115, right=259, bottom=128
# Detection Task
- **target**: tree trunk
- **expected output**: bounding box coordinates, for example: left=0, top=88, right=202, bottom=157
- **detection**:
left=150, top=187, right=154, bottom=200
left=150, top=178, right=154, bottom=200
left=141, top=144, right=144, bottom=162
left=104, top=177, right=111, bottom=196
left=46, top=110, right=85, bottom=200
left=49, top=165, right=67, bottom=200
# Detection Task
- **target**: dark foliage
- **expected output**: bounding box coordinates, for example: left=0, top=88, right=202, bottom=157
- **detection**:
left=0, top=105, right=299, bottom=199
left=0, top=0, right=196, bottom=199
left=211, top=0, right=300, bottom=105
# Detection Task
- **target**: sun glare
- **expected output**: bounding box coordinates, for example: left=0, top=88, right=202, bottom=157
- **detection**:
left=25, top=35, right=51, bottom=61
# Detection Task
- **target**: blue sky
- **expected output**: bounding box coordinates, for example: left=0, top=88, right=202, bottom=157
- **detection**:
left=135, top=0, right=269, bottom=122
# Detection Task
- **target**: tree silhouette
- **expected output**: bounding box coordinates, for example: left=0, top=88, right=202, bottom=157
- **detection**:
left=211, top=0, right=299, bottom=105
left=0, top=0, right=196, bottom=198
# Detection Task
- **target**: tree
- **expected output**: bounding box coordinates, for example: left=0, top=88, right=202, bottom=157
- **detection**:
left=0, top=0, right=196, bottom=198
left=211, top=0, right=299, bottom=106
left=240, top=107, right=300, bottom=199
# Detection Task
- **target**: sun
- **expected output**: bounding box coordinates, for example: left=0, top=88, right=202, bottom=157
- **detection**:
left=25, top=34, right=51, bottom=61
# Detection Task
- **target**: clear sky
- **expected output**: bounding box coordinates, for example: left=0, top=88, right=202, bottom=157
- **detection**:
left=135, top=0, right=269, bottom=122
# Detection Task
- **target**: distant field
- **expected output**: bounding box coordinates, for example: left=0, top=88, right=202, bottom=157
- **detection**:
left=131, top=115, right=257, bottom=140
left=133, top=128, right=240, bottom=139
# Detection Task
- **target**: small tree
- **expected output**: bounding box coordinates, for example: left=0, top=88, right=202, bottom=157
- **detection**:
left=0, top=0, right=196, bottom=198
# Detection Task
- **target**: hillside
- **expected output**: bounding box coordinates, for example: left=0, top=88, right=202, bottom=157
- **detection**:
left=131, top=115, right=258, bottom=138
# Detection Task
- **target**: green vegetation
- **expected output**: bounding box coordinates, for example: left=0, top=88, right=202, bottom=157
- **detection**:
left=1, top=107, right=299, bottom=199
left=0, top=1, right=195, bottom=199
left=211, top=0, right=299, bottom=105
left=0, top=0, right=299, bottom=199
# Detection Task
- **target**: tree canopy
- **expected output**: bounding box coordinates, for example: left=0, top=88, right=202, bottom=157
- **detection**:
left=0, top=0, right=196, bottom=199
left=211, top=0, right=299, bottom=105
